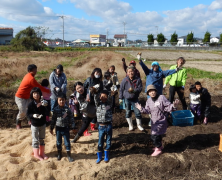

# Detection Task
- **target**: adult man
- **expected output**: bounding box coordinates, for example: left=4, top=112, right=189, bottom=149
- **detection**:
left=15, top=64, right=50, bottom=129
left=119, top=66, right=143, bottom=131
left=164, top=57, right=187, bottom=110
left=122, top=58, right=140, bottom=78
left=49, top=64, right=67, bottom=112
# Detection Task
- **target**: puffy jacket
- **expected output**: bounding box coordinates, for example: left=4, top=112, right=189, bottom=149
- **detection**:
left=119, top=76, right=142, bottom=100
left=139, top=61, right=176, bottom=95
left=50, top=105, right=75, bottom=130
left=164, top=65, right=187, bottom=87
left=49, top=70, right=67, bottom=100
left=103, top=79, right=113, bottom=92
left=94, top=94, right=112, bottom=123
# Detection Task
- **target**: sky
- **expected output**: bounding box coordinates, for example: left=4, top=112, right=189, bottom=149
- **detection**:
left=0, top=0, right=222, bottom=41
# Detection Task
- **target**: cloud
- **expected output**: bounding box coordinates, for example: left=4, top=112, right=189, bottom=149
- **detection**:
left=209, top=0, right=222, bottom=10
left=57, top=0, right=67, bottom=3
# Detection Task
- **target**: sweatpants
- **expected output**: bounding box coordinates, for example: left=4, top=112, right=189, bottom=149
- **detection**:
left=15, top=96, right=31, bottom=123
left=169, top=86, right=187, bottom=110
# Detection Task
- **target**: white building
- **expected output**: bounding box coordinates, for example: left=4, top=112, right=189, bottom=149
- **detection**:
left=113, top=34, right=127, bottom=47
left=0, top=28, right=13, bottom=45
left=90, top=34, right=106, bottom=46
left=177, top=36, right=187, bottom=46
left=210, top=37, right=220, bottom=43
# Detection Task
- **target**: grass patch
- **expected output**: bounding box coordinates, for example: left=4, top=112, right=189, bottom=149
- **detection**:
left=37, top=70, right=48, bottom=75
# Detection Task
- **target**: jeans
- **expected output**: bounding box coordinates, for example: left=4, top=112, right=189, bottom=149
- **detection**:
left=190, top=103, right=201, bottom=119
left=98, top=123, right=112, bottom=151
left=78, top=116, right=97, bottom=136
left=51, top=99, right=58, bottom=112
left=125, top=99, right=142, bottom=119
left=169, top=86, right=187, bottom=110
left=31, top=124, right=46, bottom=148
left=56, top=126, right=71, bottom=151
left=151, top=135, right=162, bottom=148
left=15, top=96, right=31, bottom=123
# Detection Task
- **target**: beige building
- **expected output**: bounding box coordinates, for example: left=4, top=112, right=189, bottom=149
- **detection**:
left=0, top=28, right=13, bottom=45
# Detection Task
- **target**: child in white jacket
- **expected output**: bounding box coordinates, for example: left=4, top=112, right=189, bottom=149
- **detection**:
left=189, top=85, right=201, bottom=123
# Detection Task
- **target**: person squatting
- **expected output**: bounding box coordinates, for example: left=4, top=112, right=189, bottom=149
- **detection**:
left=15, top=53, right=211, bottom=163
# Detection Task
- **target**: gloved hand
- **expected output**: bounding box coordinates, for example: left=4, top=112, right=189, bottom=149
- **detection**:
left=128, top=87, right=134, bottom=94
left=55, top=87, right=60, bottom=92
left=173, top=99, right=180, bottom=108
left=119, top=99, right=123, bottom=104
left=163, top=84, right=166, bottom=89
left=33, top=114, right=43, bottom=119
left=41, top=99, right=48, bottom=107
left=122, top=58, right=125, bottom=62
left=135, top=103, right=142, bottom=110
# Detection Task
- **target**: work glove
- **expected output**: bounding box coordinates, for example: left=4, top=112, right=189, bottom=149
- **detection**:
left=122, top=58, right=125, bottom=62
left=119, top=99, right=123, bottom=104
left=128, top=87, right=135, bottom=94
left=33, top=114, right=43, bottom=119
left=173, top=99, right=180, bottom=108
left=55, top=87, right=60, bottom=92
left=163, top=84, right=166, bottom=89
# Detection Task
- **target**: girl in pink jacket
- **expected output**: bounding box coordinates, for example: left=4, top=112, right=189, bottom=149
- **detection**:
left=136, top=84, right=179, bottom=156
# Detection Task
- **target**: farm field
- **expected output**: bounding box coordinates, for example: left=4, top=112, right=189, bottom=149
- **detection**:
left=0, top=50, right=222, bottom=179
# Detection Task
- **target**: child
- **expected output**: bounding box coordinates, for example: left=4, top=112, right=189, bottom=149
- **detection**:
left=135, top=85, right=179, bottom=156
left=189, top=84, right=201, bottom=124
left=195, top=81, right=211, bottom=125
left=103, top=72, right=113, bottom=92
left=27, top=87, right=49, bottom=161
left=108, top=65, right=120, bottom=110
left=94, top=90, right=113, bottom=163
left=69, top=93, right=78, bottom=117
left=50, top=93, right=75, bottom=162
left=41, top=79, right=51, bottom=123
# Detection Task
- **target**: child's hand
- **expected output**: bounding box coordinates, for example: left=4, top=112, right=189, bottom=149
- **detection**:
left=74, top=99, right=78, bottom=104
left=135, top=103, right=142, bottom=110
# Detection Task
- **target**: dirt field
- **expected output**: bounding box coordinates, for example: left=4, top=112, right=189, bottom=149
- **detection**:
left=0, top=50, right=222, bottom=179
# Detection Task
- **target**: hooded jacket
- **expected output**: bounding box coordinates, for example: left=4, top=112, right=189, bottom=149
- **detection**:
left=119, top=76, right=142, bottom=100
left=139, top=61, right=177, bottom=95
left=164, top=65, right=187, bottom=87
left=49, top=70, right=67, bottom=100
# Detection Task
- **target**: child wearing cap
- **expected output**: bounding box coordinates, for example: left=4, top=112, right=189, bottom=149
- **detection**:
left=189, top=84, right=201, bottom=124
left=135, top=84, right=179, bottom=156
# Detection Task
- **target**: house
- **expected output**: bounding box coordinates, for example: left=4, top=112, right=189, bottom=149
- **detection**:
left=90, top=34, right=106, bottom=46
left=177, top=36, right=187, bottom=46
left=154, top=38, right=168, bottom=46
left=113, top=34, right=127, bottom=47
left=0, top=28, right=13, bottom=45
left=210, top=37, right=220, bottom=43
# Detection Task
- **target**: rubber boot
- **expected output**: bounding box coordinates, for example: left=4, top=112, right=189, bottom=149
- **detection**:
left=90, top=123, right=97, bottom=131
left=104, top=150, right=110, bottom=163
left=39, top=145, right=48, bottom=160
left=57, top=149, right=62, bottom=161
left=126, top=118, right=133, bottom=131
left=71, top=133, right=81, bottom=143
left=136, top=118, right=144, bottom=131
left=151, top=147, right=162, bottom=157
left=16, top=120, right=22, bottom=130
left=96, top=152, right=102, bottom=164
left=66, top=151, right=74, bottom=162
left=203, top=117, right=208, bottom=125
left=33, top=148, right=43, bottom=161
left=83, top=129, right=92, bottom=136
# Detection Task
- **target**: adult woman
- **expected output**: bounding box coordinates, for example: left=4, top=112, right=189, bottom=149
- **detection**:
left=163, top=57, right=187, bottom=110
left=71, top=82, right=97, bottom=142
left=83, top=68, right=103, bottom=131
left=49, top=64, right=67, bottom=112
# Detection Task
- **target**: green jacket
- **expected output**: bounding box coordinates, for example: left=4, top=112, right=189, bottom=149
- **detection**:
left=164, top=65, right=187, bottom=87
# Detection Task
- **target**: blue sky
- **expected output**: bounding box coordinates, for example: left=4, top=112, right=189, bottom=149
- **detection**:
left=0, top=0, right=222, bottom=40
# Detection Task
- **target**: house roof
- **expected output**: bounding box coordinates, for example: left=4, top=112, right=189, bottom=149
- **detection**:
left=114, top=34, right=127, bottom=38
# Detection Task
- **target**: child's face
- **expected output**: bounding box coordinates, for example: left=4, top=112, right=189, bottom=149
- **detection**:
left=76, top=85, right=84, bottom=94
left=195, top=85, right=202, bottom=91
left=100, top=93, right=108, bottom=102
left=33, top=92, right=40, bottom=101
left=109, top=67, right=115, bottom=73
left=192, top=88, right=197, bottom=93
left=148, top=90, right=157, bottom=98
left=58, top=97, right=66, bottom=107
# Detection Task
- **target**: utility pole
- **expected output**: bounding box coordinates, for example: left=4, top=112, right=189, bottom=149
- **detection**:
left=59, top=14, right=65, bottom=48
left=155, top=26, right=158, bottom=37
left=106, top=29, right=109, bottom=44
left=123, top=21, right=127, bottom=46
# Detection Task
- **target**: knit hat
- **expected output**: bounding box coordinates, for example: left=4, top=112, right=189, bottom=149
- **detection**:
left=151, top=61, right=162, bottom=72
left=146, top=84, right=157, bottom=95
left=127, top=65, right=135, bottom=71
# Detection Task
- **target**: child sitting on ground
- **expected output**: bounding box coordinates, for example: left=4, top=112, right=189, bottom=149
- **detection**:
left=135, top=85, right=179, bottom=157
left=69, top=93, right=78, bottom=117
left=41, top=79, right=51, bottom=123
left=94, top=90, right=113, bottom=163
left=27, top=87, right=49, bottom=161
left=50, top=93, right=75, bottom=162
left=189, top=84, right=201, bottom=124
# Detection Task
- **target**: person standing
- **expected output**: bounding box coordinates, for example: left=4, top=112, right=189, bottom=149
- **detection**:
left=164, top=57, right=187, bottom=110
left=15, top=64, right=51, bottom=129
left=119, top=66, right=144, bottom=131
left=49, top=64, right=67, bottom=113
